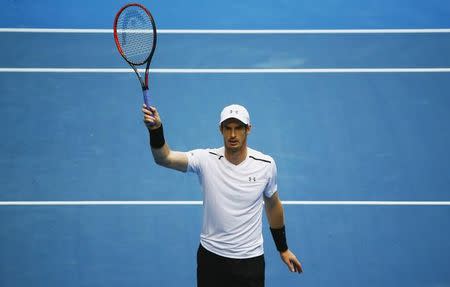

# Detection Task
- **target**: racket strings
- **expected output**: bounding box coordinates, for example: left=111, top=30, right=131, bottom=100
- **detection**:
left=116, top=6, right=155, bottom=65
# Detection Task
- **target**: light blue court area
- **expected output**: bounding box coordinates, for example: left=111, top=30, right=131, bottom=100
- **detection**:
left=1, top=1, right=450, bottom=286
left=2, top=32, right=450, bottom=68
left=1, top=205, right=449, bottom=287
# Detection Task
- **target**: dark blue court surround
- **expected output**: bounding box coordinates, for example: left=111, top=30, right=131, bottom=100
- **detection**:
left=1, top=0, right=450, bottom=29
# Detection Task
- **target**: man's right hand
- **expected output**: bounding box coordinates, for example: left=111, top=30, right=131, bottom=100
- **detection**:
left=142, top=104, right=162, bottom=130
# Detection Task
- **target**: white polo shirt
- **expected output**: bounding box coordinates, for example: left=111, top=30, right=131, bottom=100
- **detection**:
left=186, top=146, right=278, bottom=259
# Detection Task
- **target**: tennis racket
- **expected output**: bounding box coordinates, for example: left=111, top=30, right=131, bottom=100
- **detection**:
left=113, top=3, right=157, bottom=108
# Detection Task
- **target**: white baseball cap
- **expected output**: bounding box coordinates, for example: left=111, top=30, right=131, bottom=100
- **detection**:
left=219, top=104, right=250, bottom=125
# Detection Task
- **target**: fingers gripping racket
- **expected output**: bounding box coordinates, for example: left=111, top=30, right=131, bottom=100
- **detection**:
left=113, top=3, right=157, bottom=108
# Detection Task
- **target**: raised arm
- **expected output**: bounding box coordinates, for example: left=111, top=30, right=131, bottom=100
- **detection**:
left=142, top=105, right=188, bottom=172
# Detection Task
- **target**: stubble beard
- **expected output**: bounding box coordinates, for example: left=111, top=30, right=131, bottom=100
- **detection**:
left=225, top=137, right=246, bottom=154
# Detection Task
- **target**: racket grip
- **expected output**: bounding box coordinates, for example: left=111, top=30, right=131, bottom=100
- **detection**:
left=143, top=89, right=151, bottom=108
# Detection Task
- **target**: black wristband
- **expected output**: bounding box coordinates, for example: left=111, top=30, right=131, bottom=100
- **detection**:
left=149, top=124, right=165, bottom=149
left=270, top=226, right=288, bottom=252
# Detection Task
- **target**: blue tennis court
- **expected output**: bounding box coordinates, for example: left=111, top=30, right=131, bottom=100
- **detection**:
left=1, top=1, right=450, bottom=286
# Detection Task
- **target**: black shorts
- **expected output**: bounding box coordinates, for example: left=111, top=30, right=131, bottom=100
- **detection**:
left=197, top=244, right=265, bottom=287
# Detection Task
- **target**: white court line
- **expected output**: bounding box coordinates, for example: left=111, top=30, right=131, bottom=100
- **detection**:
left=1, top=28, right=450, bottom=34
left=1, top=68, right=450, bottom=73
left=0, top=201, right=449, bottom=206
left=0, top=201, right=203, bottom=206
left=283, top=201, right=450, bottom=206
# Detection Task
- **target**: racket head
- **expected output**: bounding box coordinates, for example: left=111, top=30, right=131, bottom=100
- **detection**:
left=113, top=3, right=157, bottom=68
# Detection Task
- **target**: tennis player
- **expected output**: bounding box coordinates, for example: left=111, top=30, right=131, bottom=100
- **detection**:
left=142, top=104, right=303, bottom=287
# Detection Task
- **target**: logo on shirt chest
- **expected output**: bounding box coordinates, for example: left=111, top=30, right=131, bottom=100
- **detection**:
left=248, top=176, right=256, bottom=182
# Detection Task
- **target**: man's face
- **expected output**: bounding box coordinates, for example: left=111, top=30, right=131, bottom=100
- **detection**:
left=220, top=119, right=251, bottom=152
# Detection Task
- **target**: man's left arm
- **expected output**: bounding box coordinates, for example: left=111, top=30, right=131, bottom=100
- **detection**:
left=264, top=192, right=303, bottom=274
